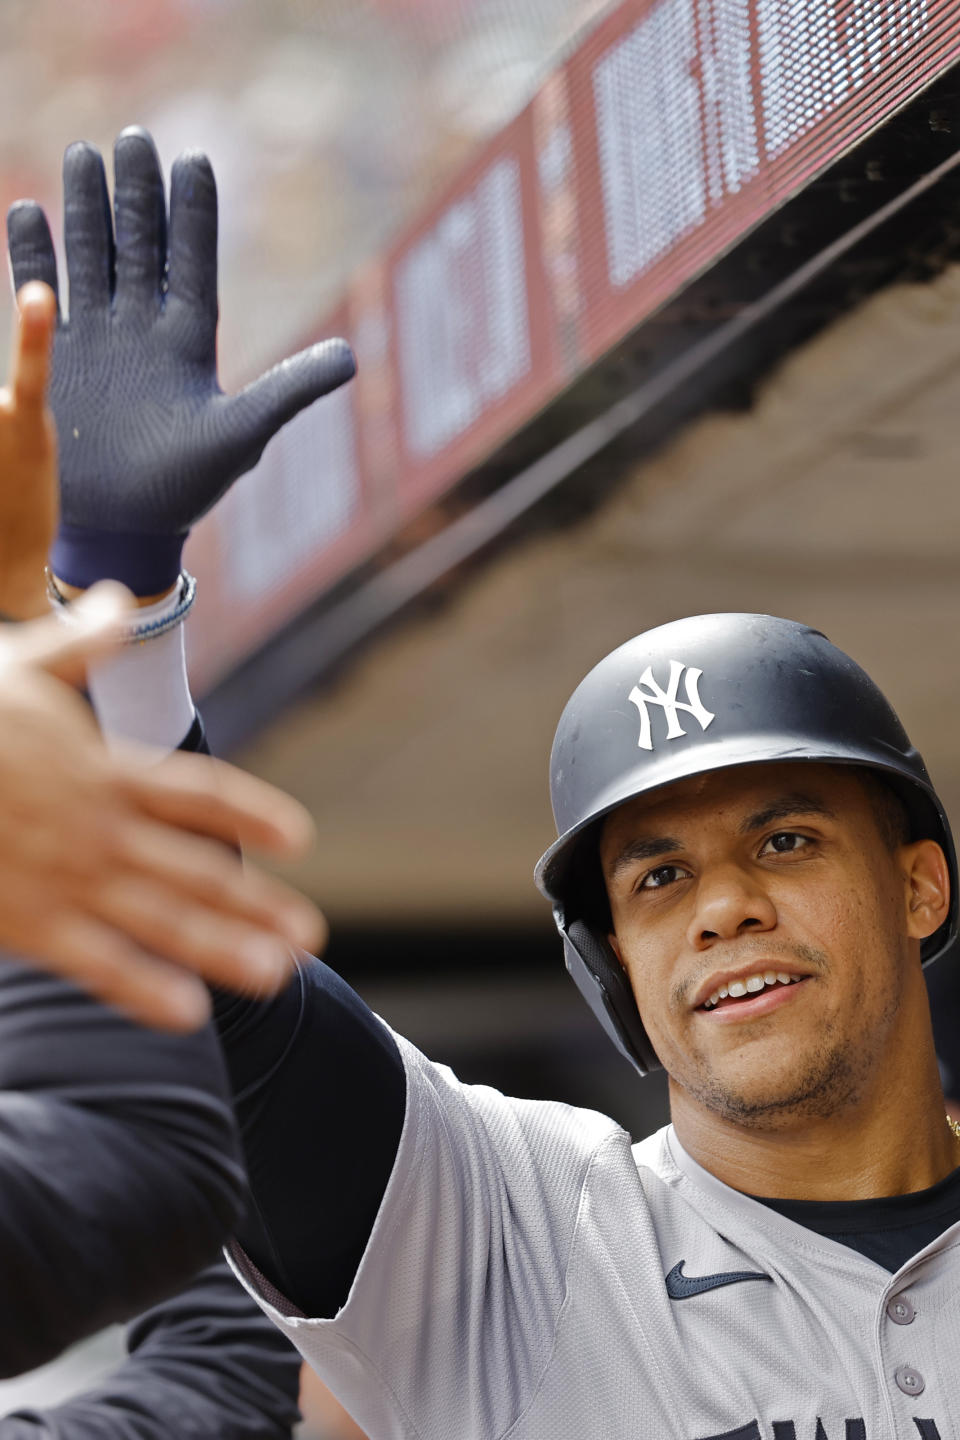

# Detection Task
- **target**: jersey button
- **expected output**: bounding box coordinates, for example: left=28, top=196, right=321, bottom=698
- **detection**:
left=894, top=1366, right=925, bottom=1396
left=887, top=1295, right=916, bottom=1325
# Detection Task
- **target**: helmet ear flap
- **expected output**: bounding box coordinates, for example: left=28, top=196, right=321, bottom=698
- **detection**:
left=560, top=915, right=662, bottom=1076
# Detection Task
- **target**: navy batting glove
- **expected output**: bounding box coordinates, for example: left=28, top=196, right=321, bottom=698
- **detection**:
left=6, top=127, right=356, bottom=595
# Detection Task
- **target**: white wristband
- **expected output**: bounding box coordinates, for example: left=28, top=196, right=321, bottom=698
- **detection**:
left=52, top=575, right=196, bottom=753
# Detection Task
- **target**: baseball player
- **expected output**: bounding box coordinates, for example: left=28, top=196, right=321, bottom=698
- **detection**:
left=18, top=130, right=960, bottom=1439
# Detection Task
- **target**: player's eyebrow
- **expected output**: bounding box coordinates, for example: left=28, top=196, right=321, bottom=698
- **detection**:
left=739, top=793, right=837, bottom=833
left=606, top=835, right=684, bottom=881
left=605, top=793, right=837, bottom=879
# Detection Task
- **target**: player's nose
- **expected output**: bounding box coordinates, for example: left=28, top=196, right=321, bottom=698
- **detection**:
left=686, top=863, right=777, bottom=951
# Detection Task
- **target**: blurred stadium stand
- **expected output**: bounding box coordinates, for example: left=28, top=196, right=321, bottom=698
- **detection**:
left=4, top=1, right=960, bottom=1434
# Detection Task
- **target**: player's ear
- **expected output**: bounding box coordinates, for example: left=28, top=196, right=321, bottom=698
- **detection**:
left=903, top=839, right=950, bottom=942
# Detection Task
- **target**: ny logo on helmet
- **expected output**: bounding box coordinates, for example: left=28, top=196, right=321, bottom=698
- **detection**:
left=627, top=661, right=715, bottom=751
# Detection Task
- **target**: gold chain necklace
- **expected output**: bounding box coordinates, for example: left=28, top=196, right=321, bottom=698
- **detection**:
left=948, top=1114, right=960, bottom=1142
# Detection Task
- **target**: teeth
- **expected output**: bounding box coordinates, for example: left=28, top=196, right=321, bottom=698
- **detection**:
left=701, top=972, right=804, bottom=1009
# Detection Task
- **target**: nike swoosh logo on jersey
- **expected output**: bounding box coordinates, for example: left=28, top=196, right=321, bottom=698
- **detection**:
left=664, top=1259, right=771, bottom=1299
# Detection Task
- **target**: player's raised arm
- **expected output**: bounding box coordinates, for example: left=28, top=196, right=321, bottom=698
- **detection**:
left=0, top=280, right=326, bottom=1028
left=7, top=127, right=349, bottom=761
left=6, top=124, right=411, bottom=1304
left=5, top=132, right=406, bottom=1304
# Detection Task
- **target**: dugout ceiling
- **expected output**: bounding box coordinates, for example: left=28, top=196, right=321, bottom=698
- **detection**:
left=238, top=262, right=960, bottom=927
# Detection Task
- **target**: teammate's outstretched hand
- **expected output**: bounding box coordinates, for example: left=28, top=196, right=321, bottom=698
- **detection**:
left=0, top=281, right=58, bottom=619
left=0, top=590, right=324, bottom=1030
left=7, top=126, right=356, bottom=597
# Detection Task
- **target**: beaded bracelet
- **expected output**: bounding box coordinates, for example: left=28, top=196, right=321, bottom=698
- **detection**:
left=46, top=567, right=197, bottom=643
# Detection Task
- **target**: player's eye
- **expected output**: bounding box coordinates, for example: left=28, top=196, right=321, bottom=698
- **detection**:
left=639, top=863, right=688, bottom=890
left=759, top=831, right=811, bottom=856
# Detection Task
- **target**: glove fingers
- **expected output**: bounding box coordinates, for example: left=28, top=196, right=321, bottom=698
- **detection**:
left=113, top=126, right=167, bottom=311
left=6, top=202, right=60, bottom=315
left=167, top=150, right=218, bottom=321
left=63, top=141, right=114, bottom=315
left=227, top=338, right=356, bottom=457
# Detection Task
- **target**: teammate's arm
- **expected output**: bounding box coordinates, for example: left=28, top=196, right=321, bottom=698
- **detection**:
left=0, top=615, right=325, bottom=1029
left=0, top=959, right=247, bottom=1377
left=0, top=1261, right=302, bottom=1439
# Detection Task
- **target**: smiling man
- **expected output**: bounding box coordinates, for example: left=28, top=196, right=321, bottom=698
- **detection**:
left=597, top=764, right=949, bottom=1182
left=19, top=129, right=960, bottom=1440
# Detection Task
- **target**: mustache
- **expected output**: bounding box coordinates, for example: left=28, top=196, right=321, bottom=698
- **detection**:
left=671, top=941, right=829, bottom=1010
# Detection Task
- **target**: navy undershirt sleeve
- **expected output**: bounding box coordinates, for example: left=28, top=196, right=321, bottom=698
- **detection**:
left=182, top=713, right=406, bottom=1319
left=213, top=958, right=406, bottom=1319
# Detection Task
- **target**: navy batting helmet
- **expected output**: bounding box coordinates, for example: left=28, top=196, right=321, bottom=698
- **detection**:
left=534, top=613, right=958, bottom=1076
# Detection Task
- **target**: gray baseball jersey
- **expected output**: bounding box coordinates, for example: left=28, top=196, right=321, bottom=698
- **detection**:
left=229, top=1029, right=959, bottom=1440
